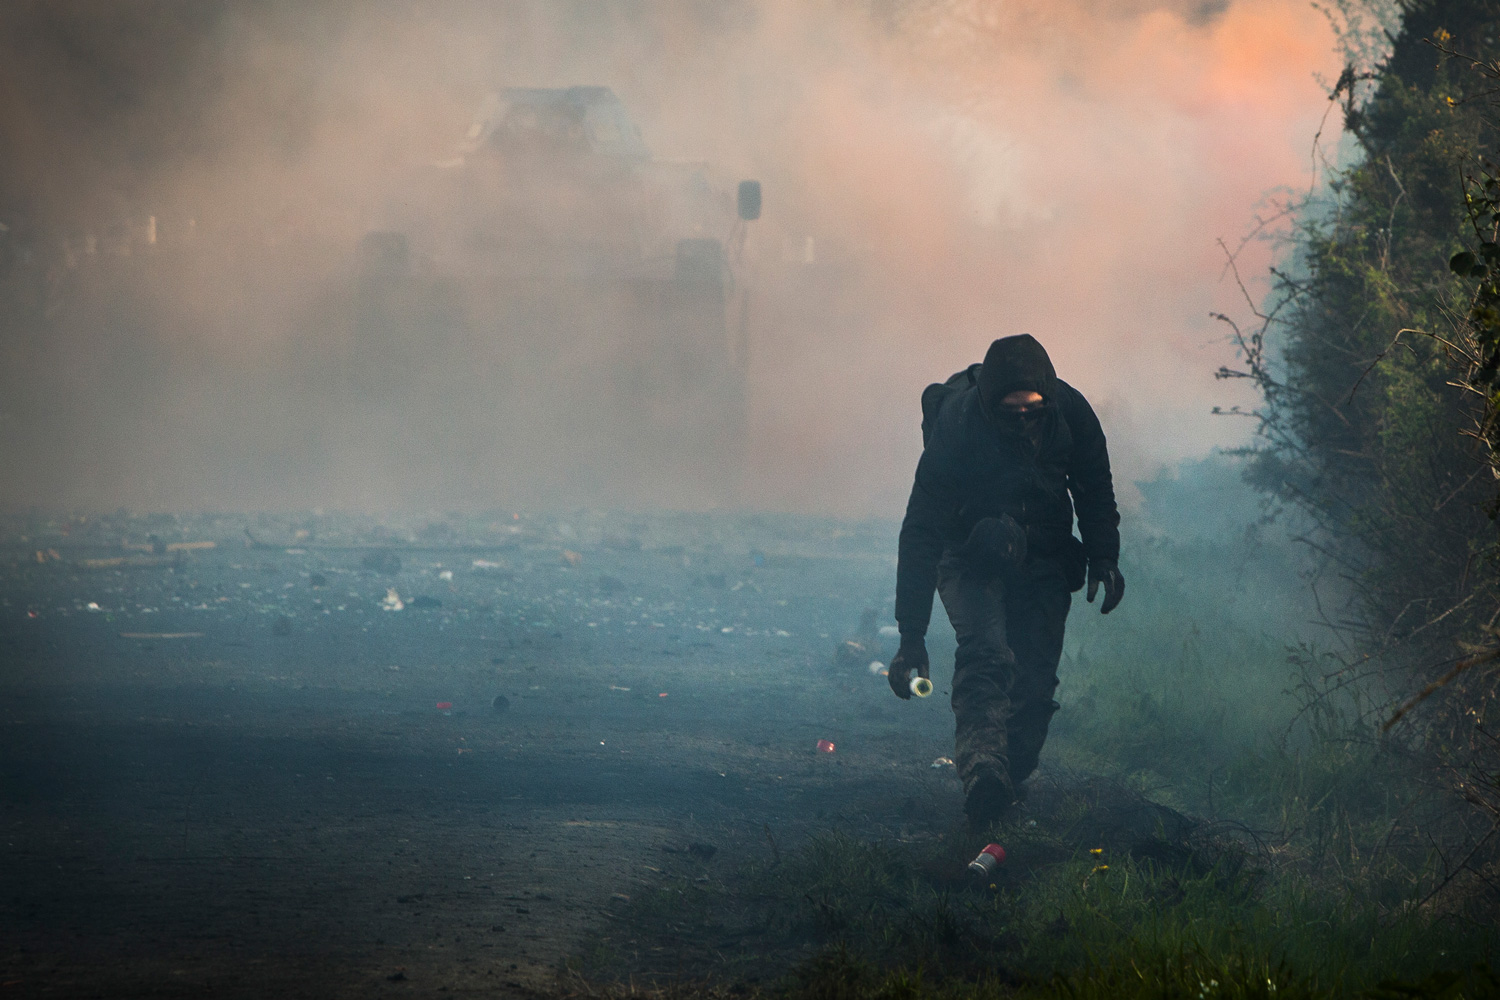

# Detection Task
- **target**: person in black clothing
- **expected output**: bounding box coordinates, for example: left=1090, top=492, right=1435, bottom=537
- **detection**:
left=888, top=334, right=1124, bottom=827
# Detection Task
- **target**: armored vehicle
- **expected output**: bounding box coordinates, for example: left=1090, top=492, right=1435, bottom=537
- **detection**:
left=352, top=86, right=761, bottom=507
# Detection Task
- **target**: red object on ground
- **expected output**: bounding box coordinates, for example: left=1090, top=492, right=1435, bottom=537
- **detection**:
left=968, top=842, right=1007, bottom=877
left=816, top=739, right=836, bottom=753
left=435, top=701, right=453, bottom=710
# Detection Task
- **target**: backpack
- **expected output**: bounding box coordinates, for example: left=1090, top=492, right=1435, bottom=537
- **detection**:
left=920, top=364, right=982, bottom=447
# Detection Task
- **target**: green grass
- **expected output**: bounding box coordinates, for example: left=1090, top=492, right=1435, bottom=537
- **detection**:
left=760, top=830, right=1496, bottom=999
left=761, top=533, right=1499, bottom=997
left=578, top=531, right=1499, bottom=998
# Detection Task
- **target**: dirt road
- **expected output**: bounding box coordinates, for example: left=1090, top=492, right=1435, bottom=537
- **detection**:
left=0, top=511, right=965, bottom=997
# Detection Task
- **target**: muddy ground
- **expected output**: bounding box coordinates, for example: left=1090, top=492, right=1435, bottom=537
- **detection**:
left=1, top=510, right=1001, bottom=998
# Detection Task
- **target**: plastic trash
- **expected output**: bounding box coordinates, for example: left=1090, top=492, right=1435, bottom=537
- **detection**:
left=930, top=756, right=955, bottom=769
left=816, top=739, right=836, bottom=753
left=381, top=588, right=404, bottom=611
left=910, top=676, right=934, bottom=697
left=436, top=701, right=453, bottom=710
left=867, top=660, right=886, bottom=675
left=438, top=569, right=454, bottom=581
left=968, top=843, right=1006, bottom=877
left=878, top=625, right=901, bottom=639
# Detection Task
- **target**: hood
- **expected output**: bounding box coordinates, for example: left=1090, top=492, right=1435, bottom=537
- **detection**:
left=977, top=334, right=1058, bottom=412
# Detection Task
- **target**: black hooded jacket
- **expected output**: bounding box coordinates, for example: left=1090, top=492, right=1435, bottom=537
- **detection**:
left=895, top=336, right=1120, bottom=640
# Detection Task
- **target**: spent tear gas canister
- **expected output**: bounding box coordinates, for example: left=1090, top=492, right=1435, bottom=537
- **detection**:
left=909, top=676, right=933, bottom=697
left=968, top=843, right=1007, bottom=877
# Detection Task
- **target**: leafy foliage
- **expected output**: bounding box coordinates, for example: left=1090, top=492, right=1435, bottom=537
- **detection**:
left=1220, top=0, right=1500, bottom=907
left=1228, top=4, right=1499, bottom=652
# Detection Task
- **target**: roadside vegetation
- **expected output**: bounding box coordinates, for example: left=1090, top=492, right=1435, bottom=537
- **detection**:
left=569, top=1, right=1500, bottom=996
left=575, top=525, right=1495, bottom=998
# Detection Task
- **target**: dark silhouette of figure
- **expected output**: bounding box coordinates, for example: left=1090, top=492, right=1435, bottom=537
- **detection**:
left=889, top=335, right=1124, bottom=827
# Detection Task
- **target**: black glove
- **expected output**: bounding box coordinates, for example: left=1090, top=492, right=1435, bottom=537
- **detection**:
left=888, top=637, right=930, bottom=700
left=1086, top=559, right=1125, bottom=614
left=956, top=516, right=1027, bottom=576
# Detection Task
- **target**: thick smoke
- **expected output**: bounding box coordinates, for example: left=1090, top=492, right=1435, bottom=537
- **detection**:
left=0, top=0, right=1342, bottom=514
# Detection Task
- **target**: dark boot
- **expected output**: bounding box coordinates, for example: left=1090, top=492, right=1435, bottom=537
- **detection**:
left=1006, top=698, right=1061, bottom=790
left=963, top=769, right=1016, bottom=829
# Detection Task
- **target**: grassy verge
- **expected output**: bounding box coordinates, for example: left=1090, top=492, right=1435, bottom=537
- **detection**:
left=571, top=533, right=1498, bottom=997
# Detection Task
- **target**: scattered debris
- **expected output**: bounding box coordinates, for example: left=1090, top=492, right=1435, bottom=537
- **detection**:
left=436, top=701, right=453, bottom=710
left=608, top=685, right=631, bottom=692
left=86, top=602, right=101, bottom=611
left=472, top=559, right=505, bottom=570
left=381, top=588, right=404, bottom=611
left=120, top=632, right=203, bottom=639
left=80, top=556, right=172, bottom=570
left=930, top=756, right=955, bottom=769
left=816, top=739, right=836, bottom=753
left=438, top=569, right=454, bottom=582
left=867, top=660, right=886, bottom=675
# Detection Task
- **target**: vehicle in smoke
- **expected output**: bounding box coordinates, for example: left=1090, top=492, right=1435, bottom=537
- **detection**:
left=351, top=85, right=762, bottom=507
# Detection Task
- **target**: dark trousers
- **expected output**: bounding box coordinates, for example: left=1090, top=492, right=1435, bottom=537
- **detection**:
left=936, top=553, right=1071, bottom=797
